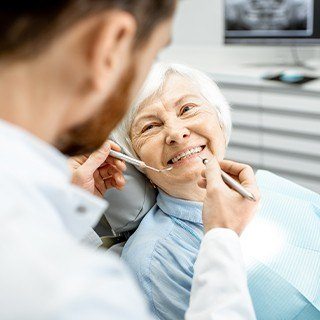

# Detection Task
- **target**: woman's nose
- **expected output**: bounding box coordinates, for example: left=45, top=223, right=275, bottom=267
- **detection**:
left=165, top=125, right=190, bottom=145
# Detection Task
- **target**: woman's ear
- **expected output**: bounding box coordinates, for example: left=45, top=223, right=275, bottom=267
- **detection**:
left=87, top=11, right=137, bottom=94
left=217, top=117, right=228, bottom=147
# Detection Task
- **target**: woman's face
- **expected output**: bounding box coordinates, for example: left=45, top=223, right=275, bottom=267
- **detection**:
left=131, top=73, right=226, bottom=197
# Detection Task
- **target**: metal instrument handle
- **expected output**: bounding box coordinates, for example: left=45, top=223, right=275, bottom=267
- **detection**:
left=109, top=150, right=144, bottom=168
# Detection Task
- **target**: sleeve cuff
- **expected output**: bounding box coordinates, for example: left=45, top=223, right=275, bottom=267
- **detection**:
left=204, top=228, right=239, bottom=241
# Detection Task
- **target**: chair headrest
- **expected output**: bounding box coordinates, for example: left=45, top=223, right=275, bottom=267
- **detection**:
left=103, top=164, right=157, bottom=234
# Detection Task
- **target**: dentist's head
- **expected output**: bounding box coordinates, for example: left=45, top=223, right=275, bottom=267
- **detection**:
left=0, top=1, right=176, bottom=156
left=112, top=63, right=232, bottom=201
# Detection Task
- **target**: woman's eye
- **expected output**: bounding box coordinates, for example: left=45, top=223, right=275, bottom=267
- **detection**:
left=142, top=124, right=155, bottom=133
left=180, top=104, right=194, bottom=115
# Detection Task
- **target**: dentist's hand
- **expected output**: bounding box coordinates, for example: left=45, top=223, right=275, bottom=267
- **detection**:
left=198, top=158, right=260, bottom=235
left=69, top=141, right=126, bottom=197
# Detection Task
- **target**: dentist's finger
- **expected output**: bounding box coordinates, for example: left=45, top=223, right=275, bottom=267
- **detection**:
left=99, top=165, right=125, bottom=190
left=102, top=179, right=115, bottom=191
left=94, top=170, right=107, bottom=196
left=103, top=177, right=125, bottom=191
left=109, top=140, right=122, bottom=152
left=220, top=160, right=260, bottom=200
left=201, top=157, right=229, bottom=192
left=104, top=157, right=126, bottom=172
left=99, top=165, right=125, bottom=188
left=219, top=160, right=254, bottom=186
left=99, top=164, right=120, bottom=180
left=100, top=140, right=125, bottom=170
left=80, top=142, right=111, bottom=175
left=113, top=171, right=126, bottom=189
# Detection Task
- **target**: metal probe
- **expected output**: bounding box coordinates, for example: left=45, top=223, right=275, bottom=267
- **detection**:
left=109, top=150, right=173, bottom=173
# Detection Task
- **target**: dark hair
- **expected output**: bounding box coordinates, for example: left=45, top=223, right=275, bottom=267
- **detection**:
left=0, top=0, right=176, bottom=59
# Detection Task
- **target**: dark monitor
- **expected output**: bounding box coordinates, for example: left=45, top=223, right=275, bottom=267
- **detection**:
left=225, top=0, right=320, bottom=45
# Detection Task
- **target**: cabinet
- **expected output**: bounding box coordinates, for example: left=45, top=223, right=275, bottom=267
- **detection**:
left=214, top=80, right=320, bottom=193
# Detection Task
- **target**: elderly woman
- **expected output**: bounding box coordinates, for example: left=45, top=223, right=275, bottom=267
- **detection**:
left=111, top=63, right=320, bottom=320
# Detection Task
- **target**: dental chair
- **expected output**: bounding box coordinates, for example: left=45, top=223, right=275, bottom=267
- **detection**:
left=95, top=164, right=157, bottom=254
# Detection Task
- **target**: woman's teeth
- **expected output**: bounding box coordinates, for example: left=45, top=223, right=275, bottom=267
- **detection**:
left=171, top=146, right=203, bottom=164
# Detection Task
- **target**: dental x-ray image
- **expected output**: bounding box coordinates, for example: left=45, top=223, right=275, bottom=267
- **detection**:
left=225, top=0, right=314, bottom=37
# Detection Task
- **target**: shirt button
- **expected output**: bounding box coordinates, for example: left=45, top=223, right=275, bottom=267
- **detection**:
left=76, top=205, right=87, bottom=214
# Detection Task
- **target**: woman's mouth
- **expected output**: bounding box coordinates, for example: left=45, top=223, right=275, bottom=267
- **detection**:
left=167, top=145, right=206, bottom=165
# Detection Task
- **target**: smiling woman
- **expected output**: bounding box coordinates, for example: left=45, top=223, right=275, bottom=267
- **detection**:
left=111, top=62, right=232, bottom=201
left=110, top=62, right=320, bottom=320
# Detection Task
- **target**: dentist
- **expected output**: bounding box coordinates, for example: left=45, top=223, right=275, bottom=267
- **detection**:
left=0, top=1, right=259, bottom=319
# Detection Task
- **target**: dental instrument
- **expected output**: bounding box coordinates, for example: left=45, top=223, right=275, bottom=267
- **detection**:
left=200, top=157, right=256, bottom=202
left=109, top=150, right=173, bottom=173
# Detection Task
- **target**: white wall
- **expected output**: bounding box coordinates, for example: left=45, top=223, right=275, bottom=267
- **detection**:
left=170, top=0, right=320, bottom=64
left=172, top=0, right=223, bottom=46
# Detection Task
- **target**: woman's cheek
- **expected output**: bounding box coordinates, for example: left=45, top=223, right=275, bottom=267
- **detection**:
left=192, top=111, right=217, bottom=128
left=200, top=121, right=226, bottom=160
left=132, top=139, right=143, bottom=156
left=133, top=132, right=151, bottom=154
left=139, top=141, right=159, bottom=166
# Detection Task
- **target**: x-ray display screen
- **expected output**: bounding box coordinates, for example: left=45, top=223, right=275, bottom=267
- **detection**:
left=225, top=0, right=315, bottom=39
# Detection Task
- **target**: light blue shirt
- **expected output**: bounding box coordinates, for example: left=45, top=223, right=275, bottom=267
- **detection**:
left=122, top=190, right=204, bottom=320
left=0, top=120, right=152, bottom=319
left=122, top=184, right=320, bottom=320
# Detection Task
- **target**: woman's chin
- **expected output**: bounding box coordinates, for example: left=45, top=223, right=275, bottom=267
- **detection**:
left=169, top=158, right=203, bottom=179
left=149, top=157, right=204, bottom=188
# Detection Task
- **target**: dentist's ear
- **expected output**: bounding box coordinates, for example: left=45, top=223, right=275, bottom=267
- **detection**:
left=88, top=11, right=137, bottom=94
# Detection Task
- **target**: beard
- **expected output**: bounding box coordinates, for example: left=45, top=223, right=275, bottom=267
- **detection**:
left=55, top=63, right=135, bottom=157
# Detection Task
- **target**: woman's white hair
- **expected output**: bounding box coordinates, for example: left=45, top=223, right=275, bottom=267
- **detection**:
left=111, top=62, right=232, bottom=160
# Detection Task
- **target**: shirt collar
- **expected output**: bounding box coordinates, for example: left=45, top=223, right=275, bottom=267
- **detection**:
left=157, top=189, right=203, bottom=224
left=0, top=120, right=107, bottom=244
